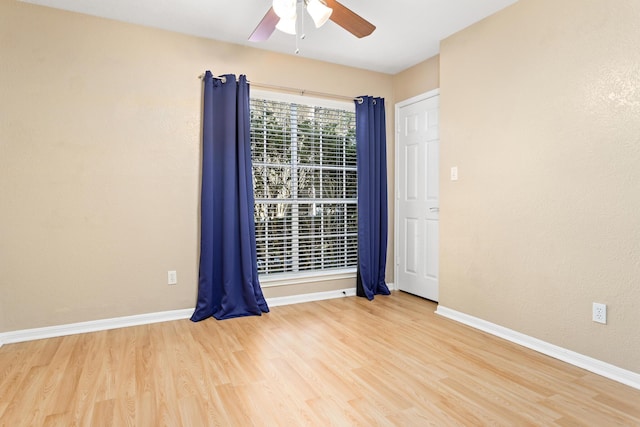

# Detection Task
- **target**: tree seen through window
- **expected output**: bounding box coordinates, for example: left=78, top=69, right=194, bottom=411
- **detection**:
left=250, top=98, right=357, bottom=275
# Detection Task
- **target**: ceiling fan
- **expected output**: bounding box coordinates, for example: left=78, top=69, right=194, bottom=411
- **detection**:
left=249, top=0, right=376, bottom=42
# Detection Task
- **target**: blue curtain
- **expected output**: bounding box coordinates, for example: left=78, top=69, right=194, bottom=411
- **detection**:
left=191, top=71, right=269, bottom=321
left=355, top=96, right=390, bottom=300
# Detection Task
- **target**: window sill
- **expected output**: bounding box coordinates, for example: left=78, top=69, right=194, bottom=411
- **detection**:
left=259, top=268, right=357, bottom=288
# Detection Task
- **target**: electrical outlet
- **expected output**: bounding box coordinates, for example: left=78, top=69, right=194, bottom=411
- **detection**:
left=592, top=302, right=606, bottom=324
left=168, top=270, right=177, bottom=286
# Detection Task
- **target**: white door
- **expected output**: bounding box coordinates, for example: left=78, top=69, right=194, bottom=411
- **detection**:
left=396, top=91, right=439, bottom=301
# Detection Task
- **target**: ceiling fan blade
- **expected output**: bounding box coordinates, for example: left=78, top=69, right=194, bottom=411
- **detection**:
left=248, top=7, right=279, bottom=41
left=325, top=0, right=376, bottom=38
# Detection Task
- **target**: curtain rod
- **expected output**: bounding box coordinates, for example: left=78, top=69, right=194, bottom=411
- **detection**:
left=198, top=73, right=363, bottom=104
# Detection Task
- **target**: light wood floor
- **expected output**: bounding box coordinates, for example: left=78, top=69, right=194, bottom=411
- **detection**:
left=1, top=291, right=639, bottom=426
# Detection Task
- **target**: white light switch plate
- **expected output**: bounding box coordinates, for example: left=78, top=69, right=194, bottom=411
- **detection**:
left=450, top=166, right=459, bottom=181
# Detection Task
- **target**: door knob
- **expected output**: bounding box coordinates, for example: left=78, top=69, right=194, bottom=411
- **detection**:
left=429, top=207, right=439, bottom=212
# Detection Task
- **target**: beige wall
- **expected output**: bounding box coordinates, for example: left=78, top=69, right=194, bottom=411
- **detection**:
left=0, top=0, right=394, bottom=332
left=440, top=0, right=640, bottom=373
left=393, top=55, right=439, bottom=103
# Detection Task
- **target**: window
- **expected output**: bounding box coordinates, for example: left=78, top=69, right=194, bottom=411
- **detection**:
left=250, top=93, right=357, bottom=277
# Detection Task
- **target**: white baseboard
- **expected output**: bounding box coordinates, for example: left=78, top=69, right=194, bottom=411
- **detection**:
left=266, top=287, right=357, bottom=307
left=265, top=282, right=394, bottom=307
left=435, top=305, right=640, bottom=391
left=0, top=286, right=371, bottom=346
left=0, top=308, right=194, bottom=347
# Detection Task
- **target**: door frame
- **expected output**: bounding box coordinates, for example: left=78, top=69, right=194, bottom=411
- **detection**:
left=394, top=88, right=440, bottom=295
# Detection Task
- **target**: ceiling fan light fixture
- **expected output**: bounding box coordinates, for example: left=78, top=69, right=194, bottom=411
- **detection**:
left=273, top=0, right=297, bottom=19
left=306, top=0, right=332, bottom=28
left=275, top=15, right=297, bottom=35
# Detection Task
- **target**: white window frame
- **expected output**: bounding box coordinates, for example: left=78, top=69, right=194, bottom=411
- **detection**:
left=250, top=89, right=357, bottom=287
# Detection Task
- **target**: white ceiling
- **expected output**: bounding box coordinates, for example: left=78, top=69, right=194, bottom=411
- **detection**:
left=22, top=0, right=518, bottom=74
